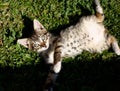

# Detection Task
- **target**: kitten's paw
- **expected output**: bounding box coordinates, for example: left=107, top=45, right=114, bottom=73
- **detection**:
left=115, top=49, right=120, bottom=55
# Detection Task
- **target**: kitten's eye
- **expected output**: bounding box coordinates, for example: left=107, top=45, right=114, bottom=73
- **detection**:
left=41, top=34, right=47, bottom=41
left=41, top=36, right=45, bottom=40
left=33, top=43, right=40, bottom=47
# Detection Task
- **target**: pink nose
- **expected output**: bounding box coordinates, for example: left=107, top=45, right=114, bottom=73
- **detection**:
left=40, top=42, right=47, bottom=48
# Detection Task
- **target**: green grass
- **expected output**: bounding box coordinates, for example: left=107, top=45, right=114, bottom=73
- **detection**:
left=0, top=0, right=120, bottom=91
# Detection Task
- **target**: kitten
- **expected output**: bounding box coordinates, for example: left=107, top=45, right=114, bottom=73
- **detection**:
left=17, top=0, right=120, bottom=91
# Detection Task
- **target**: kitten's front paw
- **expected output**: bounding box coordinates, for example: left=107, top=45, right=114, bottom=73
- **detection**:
left=116, top=49, right=120, bottom=55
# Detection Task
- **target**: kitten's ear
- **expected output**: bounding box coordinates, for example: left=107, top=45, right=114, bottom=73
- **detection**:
left=17, top=38, right=28, bottom=48
left=33, top=19, right=46, bottom=33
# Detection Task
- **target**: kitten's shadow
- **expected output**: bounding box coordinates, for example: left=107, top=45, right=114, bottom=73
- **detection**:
left=21, top=16, right=34, bottom=38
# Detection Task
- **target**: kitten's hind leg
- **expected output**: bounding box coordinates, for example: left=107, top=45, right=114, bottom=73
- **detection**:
left=94, top=0, right=104, bottom=22
left=107, top=35, right=120, bottom=55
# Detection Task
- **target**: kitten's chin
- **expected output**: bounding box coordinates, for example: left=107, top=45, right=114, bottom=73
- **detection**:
left=37, top=46, right=49, bottom=53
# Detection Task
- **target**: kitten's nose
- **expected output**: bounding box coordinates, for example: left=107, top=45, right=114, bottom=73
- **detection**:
left=40, top=42, right=47, bottom=48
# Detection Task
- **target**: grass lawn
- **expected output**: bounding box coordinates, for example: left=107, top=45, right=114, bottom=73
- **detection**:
left=0, top=0, right=120, bottom=91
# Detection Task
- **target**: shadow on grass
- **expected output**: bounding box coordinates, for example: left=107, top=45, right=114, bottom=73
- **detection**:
left=0, top=56, right=120, bottom=91
left=0, top=61, right=48, bottom=91
left=58, top=56, right=120, bottom=91
left=21, top=16, right=35, bottom=38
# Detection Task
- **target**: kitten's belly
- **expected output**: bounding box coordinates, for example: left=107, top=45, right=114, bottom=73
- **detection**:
left=61, top=45, right=83, bottom=58
left=61, top=39, right=109, bottom=58
left=61, top=16, right=109, bottom=58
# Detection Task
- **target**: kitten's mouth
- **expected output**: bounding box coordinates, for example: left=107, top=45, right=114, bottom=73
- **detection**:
left=40, top=42, right=47, bottom=48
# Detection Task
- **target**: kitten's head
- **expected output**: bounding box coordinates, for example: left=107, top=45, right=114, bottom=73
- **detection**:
left=17, top=19, right=50, bottom=53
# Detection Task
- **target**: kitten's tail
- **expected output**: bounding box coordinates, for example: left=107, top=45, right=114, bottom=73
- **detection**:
left=94, top=0, right=104, bottom=22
